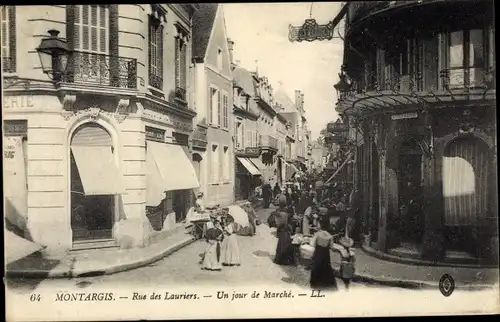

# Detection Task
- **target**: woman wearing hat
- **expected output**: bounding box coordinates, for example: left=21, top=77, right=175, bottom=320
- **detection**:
left=274, top=195, right=294, bottom=266
left=309, top=217, right=338, bottom=290
left=201, top=214, right=224, bottom=271
left=222, top=215, right=241, bottom=267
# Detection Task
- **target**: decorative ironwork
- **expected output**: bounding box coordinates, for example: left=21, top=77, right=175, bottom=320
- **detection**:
left=175, top=86, right=187, bottom=101
left=2, top=57, right=15, bottom=73
left=289, top=19, right=335, bottom=42
left=260, top=135, right=278, bottom=151
left=63, top=51, right=137, bottom=89
left=149, top=74, right=163, bottom=90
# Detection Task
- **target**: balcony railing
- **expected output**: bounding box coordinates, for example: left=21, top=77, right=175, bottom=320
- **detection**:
left=149, top=74, right=163, bottom=90
left=175, top=86, right=187, bottom=101
left=440, top=67, right=495, bottom=91
left=259, top=135, right=278, bottom=151
left=64, top=51, right=137, bottom=89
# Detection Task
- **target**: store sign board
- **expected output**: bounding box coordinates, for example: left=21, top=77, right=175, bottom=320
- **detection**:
left=145, top=126, right=166, bottom=142
left=4, top=120, right=27, bottom=137
left=391, top=112, right=418, bottom=120
left=289, top=19, right=335, bottom=42
left=143, top=109, right=193, bottom=134
left=3, top=95, right=34, bottom=109
left=326, top=122, right=349, bottom=133
left=245, top=147, right=260, bottom=155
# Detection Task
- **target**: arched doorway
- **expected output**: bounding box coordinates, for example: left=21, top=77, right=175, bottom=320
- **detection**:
left=370, top=143, right=379, bottom=243
left=70, top=123, right=117, bottom=243
left=442, top=137, right=491, bottom=256
left=397, top=138, right=424, bottom=247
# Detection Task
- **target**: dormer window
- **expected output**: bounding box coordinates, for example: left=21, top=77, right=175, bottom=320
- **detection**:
left=217, top=48, right=223, bottom=70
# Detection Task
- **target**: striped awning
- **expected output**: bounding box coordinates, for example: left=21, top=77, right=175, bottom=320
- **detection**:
left=237, top=157, right=262, bottom=176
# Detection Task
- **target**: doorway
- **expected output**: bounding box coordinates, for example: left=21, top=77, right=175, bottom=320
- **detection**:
left=397, top=138, right=424, bottom=246
left=70, top=123, right=116, bottom=243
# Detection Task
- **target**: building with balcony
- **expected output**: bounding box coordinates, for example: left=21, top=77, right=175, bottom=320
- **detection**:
left=2, top=4, right=201, bottom=255
left=231, top=63, right=262, bottom=200
left=191, top=4, right=234, bottom=207
left=335, top=0, right=497, bottom=265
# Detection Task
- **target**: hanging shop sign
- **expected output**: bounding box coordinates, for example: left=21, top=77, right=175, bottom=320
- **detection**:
left=326, top=121, right=349, bottom=133
left=245, top=147, right=260, bottom=156
left=391, top=112, right=418, bottom=120
left=288, top=19, right=335, bottom=42
left=145, top=126, right=166, bottom=142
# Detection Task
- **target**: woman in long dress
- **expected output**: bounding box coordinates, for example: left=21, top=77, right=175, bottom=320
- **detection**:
left=202, top=217, right=224, bottom=271
left=274, top=195, right=294, bottom=265
left=309, top=217, right=338, bottom=290
left=222, top=216, right=241, bottom=266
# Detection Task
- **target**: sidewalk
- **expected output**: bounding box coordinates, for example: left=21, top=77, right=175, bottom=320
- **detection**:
left=6, top=226, right=196, bottom=279
left=7, top=201, right=262, bottom=280
left=330, top=247, right=499, bottom=290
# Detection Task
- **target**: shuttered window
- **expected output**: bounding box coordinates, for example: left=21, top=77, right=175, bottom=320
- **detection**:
left=222, top=93, right=229, bottom=129
left=175, top=37, right=187, bottom=92
left=1, top=6, right=16, bottom=73
left=74, top=5, right=109, bottom=54
left=148, top=16, right=163, bottom=90
left=217, top=90, right=222, bottom=126
left=209, top=87, right=219, bottom=125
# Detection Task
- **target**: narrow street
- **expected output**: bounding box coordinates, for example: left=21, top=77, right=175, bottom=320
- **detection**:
left=7, top=206, right=392, bottom=293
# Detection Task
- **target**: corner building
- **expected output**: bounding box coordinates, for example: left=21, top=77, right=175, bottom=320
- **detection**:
left=336, top=1, right=497, bottom=265
left=3, top=5, right=201, bottom=255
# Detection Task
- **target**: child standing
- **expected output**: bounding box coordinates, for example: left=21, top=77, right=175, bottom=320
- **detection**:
left=291, top=227, right=304, bottom=266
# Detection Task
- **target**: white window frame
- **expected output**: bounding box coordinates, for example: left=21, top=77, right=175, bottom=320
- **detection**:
left=74, top=5, right=109, bottom=54
left=222, top=91, right=229, bottom=129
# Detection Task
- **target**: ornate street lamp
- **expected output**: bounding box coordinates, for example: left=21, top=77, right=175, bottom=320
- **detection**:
left=334, top=68, right=351, bottom=101
left=36, top=29, right=70, bottom=81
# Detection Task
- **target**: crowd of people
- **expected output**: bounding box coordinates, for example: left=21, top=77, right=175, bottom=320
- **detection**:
left=268, top=178, right=357, bottom=291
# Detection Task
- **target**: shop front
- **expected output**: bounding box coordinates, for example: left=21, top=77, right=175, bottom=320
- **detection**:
left=235, top=153, right=262, bottom=200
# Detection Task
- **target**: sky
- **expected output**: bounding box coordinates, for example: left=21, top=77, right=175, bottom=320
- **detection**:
left=223, top=2, right=345, bottom=140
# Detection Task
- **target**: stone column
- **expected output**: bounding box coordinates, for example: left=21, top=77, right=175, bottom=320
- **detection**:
left=377, top=147, right=388, bottom=251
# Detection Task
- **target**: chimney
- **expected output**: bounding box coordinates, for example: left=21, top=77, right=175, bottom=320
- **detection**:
left=227, top=38, right=235, bottom=64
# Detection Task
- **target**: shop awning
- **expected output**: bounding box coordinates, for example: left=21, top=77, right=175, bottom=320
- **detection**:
left=285, top=163, right=299, bottom=180
left=5, top=230, right=45, bottom=264
left=71, top=146, right=125, bottom=195
left=147, top=141, right=200, bottom=194
left=248, top=157, right=266, bottom=171
left=237, top=157, right=262, bottom=176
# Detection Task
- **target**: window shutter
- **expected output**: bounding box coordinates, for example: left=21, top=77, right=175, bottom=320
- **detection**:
left=8, top=6, right=16, bottom=72
left=175, top=38, right=180, bottom=88
left=181, top=40, right=187, bottom=89
left=217, top=90, right=222, bottom=126
left=148, top=16, right=154, bottom=76
left=209, top=89, right=213, bottom=124
left=158, top=24, right=164, bottom=77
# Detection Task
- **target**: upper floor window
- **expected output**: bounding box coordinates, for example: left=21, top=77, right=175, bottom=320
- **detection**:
left=175, top=26, right=189, bottom=101
left=445, top=28, right=487, bottom=89
left=148, top=16, right=164, bottom=90
left=222, top=92, right=229, bottom=129
left=217, top=48, right=223, bottom=70
left=1, top=6, right=16, bottom=73
left=74, top=5, right=109, bottom=54
left=209, top=86, right=221, bottom=126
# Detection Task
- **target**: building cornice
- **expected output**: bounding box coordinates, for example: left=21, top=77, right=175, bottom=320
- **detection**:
left=233, top=106, right=259, bottom=121
left=138, top=93, right=197, bottom=119
left=167, top=4, right=192, bottom=27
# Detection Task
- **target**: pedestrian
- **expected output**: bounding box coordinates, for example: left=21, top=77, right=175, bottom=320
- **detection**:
left=222, top=215, right=241, bottom=267
left=309, top=217, right=338, bottom=291
left=262, top=181, right=272, bottom=208
left=201, top=216, right=224, bottom=271
left=273, top=182, right=281, bottom=200
left=274, top=195, right=294, bottom=266
left=303, top=200, right=318, bottom=236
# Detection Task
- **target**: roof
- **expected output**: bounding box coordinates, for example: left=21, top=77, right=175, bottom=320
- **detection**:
left=274, top=88, right=296, bottom=112
left=192, top=4, right=218, bottom=62
left=232, top=65, right=256, bottom=96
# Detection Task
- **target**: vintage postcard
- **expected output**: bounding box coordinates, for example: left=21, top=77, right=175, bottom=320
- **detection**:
left=3, top=2, right=499, bottom=320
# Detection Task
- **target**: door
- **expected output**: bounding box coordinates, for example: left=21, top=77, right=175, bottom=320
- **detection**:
left=370, top=144, right=380, bottom=242
left=397, top=139, right=424, bottom=245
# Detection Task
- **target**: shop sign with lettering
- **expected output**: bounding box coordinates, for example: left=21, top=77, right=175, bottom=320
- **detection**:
left=391, top=112, right=418, bottom=120
left=3, top=95, right=34, bottom=109
left=326, top=122, right=349, bottom=133
left=245, top=147, right=260, bottom=155
left=145, top=126, right=166, bottom=142
left=143, top=109, right=193, bottom=134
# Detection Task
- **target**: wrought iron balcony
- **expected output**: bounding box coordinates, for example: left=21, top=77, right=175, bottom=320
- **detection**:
left=440, top=67, right=495, bottom=91
left=2, top=57, right=15, bottom=73
left=149, top=74, right=163, bottom=90
left=63, top=51, right=137, bottom=89
left=175, top=86, right=187, bottom=101
left=259, top=134, right=278, bottom=152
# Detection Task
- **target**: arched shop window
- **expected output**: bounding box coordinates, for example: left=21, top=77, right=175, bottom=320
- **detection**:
left=70, top=123, right=122, bottom=243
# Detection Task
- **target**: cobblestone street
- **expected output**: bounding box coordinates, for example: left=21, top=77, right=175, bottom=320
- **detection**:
left=7, top=206, right=391, bottom=294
